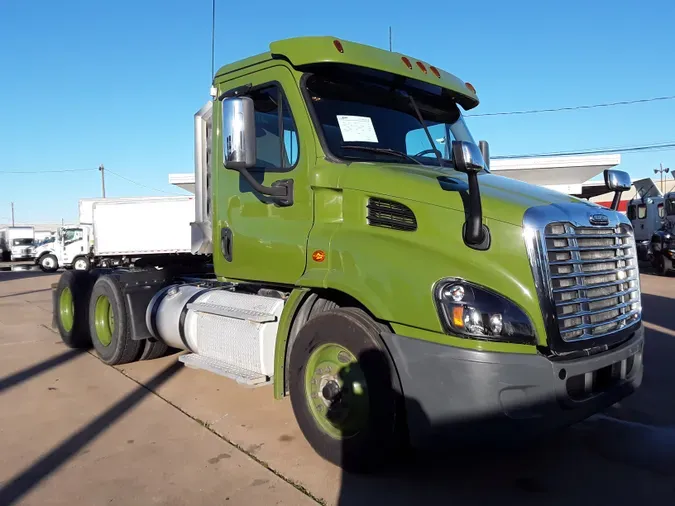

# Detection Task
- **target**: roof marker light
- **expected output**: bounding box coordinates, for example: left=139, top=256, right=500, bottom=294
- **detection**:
left=416, top=61, right=427, bottom=73
left=333, top=39, right=344, bottom=53
left=465, top=82, right=477, bottom=94
left=401, top=56, right=413, bottom=70
left=429, top=65, right=441, bottom=78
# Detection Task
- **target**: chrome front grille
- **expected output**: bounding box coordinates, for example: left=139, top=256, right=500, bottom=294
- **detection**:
left=544, top=223, right=641, bottom=342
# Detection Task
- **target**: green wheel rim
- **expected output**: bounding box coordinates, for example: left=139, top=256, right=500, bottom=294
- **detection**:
left=304, top=343, right=369, bottom=439
left=94, top=295, right=114, bottom=347
left=58, top=287, right=74, bottom=333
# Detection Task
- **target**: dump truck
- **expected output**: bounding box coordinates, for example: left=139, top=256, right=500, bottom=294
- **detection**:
left=53, top=36, right=644, bottom=471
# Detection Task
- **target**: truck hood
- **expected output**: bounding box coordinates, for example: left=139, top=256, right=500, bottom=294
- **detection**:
left=339, top=162, right=602, bottom=226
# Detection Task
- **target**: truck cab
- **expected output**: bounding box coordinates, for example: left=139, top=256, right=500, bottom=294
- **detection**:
left=35, top=225, right=91, bottom=272
left=0, top=226, right=35, bottom=261
left=54, top=36, right=645, bottom=471
left=647, top=191, right=675, bottom=275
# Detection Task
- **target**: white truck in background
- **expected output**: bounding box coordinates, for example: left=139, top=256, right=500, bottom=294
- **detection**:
left=36, top=196, right=194, bottom=272
left=0, top=226, right=35, bottom=261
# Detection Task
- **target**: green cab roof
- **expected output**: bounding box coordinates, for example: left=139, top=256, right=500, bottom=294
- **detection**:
left=215, top=36, right=479, bottom=110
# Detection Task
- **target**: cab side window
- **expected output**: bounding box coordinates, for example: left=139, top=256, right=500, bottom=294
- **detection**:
left=658, top=203, right=665, bottom=218
left=627, top=205, right=636, bottom=220
left=637, top=205, right=647, bottom=219
left=249, top=85, right=299, bottom=170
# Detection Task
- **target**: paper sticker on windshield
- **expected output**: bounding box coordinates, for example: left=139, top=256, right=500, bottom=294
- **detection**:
left=336, top=115, right=379, bottom=143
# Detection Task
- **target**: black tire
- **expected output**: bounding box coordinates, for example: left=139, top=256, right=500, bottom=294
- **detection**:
left=139, top=339, right=169, bottom=361
left=72, top=256, right=91, bottom=272
left=39, top=254, right=59, bottom=273
left=654, top=255, right=668, bottom=276
left=89, top=274, right=142, bottom=365
left=289, top=308, right=401, bottom=473
left=54, top=270, right=94, bottom=348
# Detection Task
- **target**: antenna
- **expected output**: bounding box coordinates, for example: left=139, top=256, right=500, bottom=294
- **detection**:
left=389, top=26, right=392, bottom=51
left=211, top=0, right=216, bottom=80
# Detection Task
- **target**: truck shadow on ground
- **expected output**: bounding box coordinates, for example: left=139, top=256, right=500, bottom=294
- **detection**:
left=0, top=270, right=52, bottom=282
left=0, top=361, right=182, bottom=506
left=0, top=348, right=85, bottom=394
left=337, top=306, right=675, bottom=506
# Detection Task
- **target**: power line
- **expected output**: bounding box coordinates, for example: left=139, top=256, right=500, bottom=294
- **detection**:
left=467, top=94, right=675, bottom=117
left=0, top=168, right=96, bottom=174
left=493, top=141, right=675, bottom=159
left=105, top=169, right=183, bottom=195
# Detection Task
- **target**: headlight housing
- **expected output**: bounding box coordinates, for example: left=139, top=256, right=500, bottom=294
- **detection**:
left=434, top=279, right=535, bottom=344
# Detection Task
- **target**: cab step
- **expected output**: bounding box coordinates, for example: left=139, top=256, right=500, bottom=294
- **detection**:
left=178, top=353, right=271, bottom=387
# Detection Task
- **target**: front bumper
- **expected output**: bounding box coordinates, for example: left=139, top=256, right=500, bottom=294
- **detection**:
left=382, top=325, right=644, bottom=449
left=11, top=250, right=34, bottom=260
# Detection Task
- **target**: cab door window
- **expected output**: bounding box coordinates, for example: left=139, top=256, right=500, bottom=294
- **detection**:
left=249, top=85, right=299, bottom=170
left=627, top=205, right=636, bottom=220
left=637, top=205, right=647, bottom=219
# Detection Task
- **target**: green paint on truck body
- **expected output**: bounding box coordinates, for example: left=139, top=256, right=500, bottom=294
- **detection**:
left=209, top=37, right=612, bottom=395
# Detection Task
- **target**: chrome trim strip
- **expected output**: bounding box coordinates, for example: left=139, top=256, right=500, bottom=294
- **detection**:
left=557, top=300, right=636, bottom=320
left=547, top=244, right=632, bottom=251
left=552, top=277, right=638, bottom=293
left=550, top=268, right=636, bottom=279
left=556, top=287, right=639, bottom=306
left=549, top=255, right=635, bottom=265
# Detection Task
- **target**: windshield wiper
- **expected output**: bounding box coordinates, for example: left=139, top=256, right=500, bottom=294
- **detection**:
left=341, top=145, right=424, bottom=165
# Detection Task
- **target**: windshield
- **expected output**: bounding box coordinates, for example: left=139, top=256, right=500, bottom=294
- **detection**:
left=304, top=70, right=478, bottom=169
left=12, top=238, right=33, bottom=246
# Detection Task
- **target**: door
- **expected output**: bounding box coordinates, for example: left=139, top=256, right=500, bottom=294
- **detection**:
left=61, top=228, right=85, bottom=264
left=213, top=66, right=314, bottom=284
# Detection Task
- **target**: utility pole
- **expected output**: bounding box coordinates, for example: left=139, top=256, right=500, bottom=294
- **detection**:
left=11, top=202, right=14, bottom=226
left=99, top=164, right=106, bottom=198
left=389, top=26, right=392, bottom=52
left=654, top=163, right=670, bottom=194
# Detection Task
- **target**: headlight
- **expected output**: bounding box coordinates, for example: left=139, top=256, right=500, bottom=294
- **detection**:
left=434, top=279, right=536, bottom=344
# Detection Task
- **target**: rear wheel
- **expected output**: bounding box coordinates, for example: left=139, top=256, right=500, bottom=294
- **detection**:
left=289, top=308, right=401, bottom=472
left=72, top=256, right=90, bottom=271
left=139, top=339, right=169, bottom=361
left=89, top=275, right=142, bottom=365
left=40, top=254, right=59, bottom=273
left=54, top=270, right=94, bottom=348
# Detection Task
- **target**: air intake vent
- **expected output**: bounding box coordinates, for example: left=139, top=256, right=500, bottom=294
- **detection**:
left=367, top=198, right=417, bottom=232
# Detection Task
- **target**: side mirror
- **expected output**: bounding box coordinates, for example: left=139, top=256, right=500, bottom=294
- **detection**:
left=220, top=94, right=294, bottom=206
left=604, top=169, right=631, bottom=211
left=222, top=96, right=256, bottom=170
left=479, top=140, right=490, bottom=171
left=451, top=141, right=488, bottom=248
left=604, top=169, right=631, bottom=192
left=452, top=141, right=486, bottom=174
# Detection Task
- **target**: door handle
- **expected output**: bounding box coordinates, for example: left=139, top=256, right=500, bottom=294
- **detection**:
left=221, top=227, right=233, bottom=262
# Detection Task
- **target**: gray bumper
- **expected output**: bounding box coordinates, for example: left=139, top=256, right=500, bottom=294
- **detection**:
left=382, top=325, right=644, bottom=449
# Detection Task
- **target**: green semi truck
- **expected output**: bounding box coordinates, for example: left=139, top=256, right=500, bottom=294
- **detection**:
left=54, top=36, right=644, bottom=471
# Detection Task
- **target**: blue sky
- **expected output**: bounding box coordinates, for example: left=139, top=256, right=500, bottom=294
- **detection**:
left=1, top=0, right=674, bottom=224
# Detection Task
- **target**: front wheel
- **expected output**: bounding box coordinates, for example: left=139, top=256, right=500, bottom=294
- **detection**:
left=289, top=308, right=402, bottom=472
left=40, top=254, right=59, bottom=273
